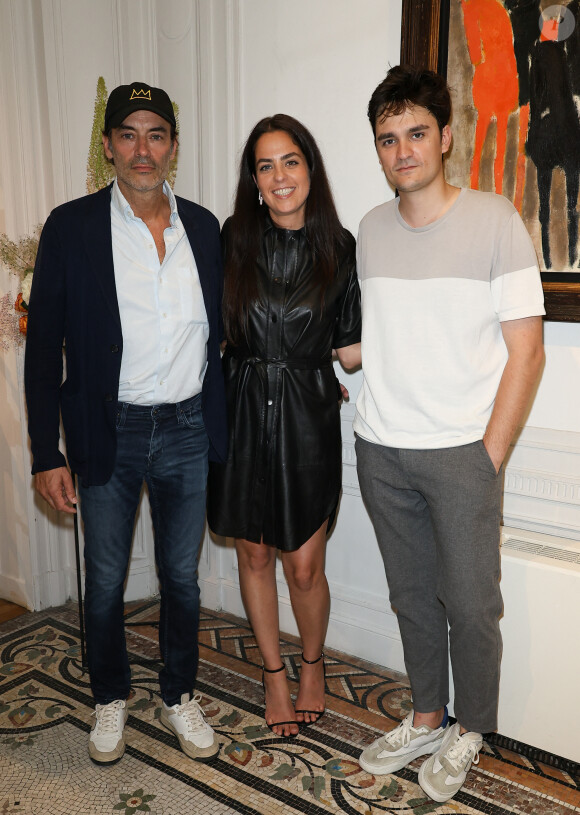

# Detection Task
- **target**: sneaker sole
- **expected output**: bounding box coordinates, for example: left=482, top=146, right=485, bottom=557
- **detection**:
left=359, top=734, right=445, bottom=775
left=88, top=706, right=128, bottom=765
left=160, top=712, right=220, bottom=761
left=88, top=739, right=126, bottom=765
left=418, top=755, right=466, bottom=803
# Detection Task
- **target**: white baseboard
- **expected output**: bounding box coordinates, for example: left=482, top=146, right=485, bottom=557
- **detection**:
left=199, top=575, right=225, bottom=611
left=33, top=569, right=68, bottom=610
left=125, top=567, right=158, bottom=603
left=0, top=573, right=32, bottom=610
left=324, top=610, right=406, bottom=674
left=202, top=574, right=407, bottom=675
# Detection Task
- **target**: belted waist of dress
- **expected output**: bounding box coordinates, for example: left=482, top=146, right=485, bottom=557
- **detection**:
left=227, top=350, right=332, bottom=370
left=227, top=352, right=332, bottom=467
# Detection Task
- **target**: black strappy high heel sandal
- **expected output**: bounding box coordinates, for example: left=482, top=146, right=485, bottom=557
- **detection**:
left=262, top=663, right=299, bottom=735
left=295, top=652, right=326, bottom=726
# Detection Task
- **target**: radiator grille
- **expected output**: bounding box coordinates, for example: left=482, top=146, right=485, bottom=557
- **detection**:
left=501, top=538, right=580, bottom=565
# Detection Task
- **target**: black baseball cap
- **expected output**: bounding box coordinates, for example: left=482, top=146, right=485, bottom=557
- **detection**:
left=104, top=82, right=176, bottom=131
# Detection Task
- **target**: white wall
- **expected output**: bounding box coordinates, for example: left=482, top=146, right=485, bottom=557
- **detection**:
left=0, top=0, right=77, bottom=609
left=0, top=2, right=579, bottom=710
left=529, top=322, right=580, bottom=433
left=205, top=0, right=405, bottom=670
left=0, top=261, right=34, bottom=608
left=232, top=0, right=399, bottom=233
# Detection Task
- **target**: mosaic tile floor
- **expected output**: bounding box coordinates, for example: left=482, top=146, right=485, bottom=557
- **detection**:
left=1, top=599, right=579, bottom=815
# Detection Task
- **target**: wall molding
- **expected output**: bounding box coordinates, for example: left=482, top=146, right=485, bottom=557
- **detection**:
left=340, top=427, right=580, bottom=541
left=515, top=425, right=580, bottom=454
left=115, top=0, right=158, bottom=84
left=505, top=467, right=580, bottom=505
left=43, top=0, right=73, bottom=208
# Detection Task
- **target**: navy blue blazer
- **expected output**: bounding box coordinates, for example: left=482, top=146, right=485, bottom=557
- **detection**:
left=25, top=183, right=228, bottom=486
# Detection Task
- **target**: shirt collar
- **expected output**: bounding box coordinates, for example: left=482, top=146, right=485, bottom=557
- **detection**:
left=111, top=178, right=179, bottom=225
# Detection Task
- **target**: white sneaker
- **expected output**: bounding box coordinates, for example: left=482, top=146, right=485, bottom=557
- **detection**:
left=160, top=693, right=219, bottom=760
left=418, top=722, right=483, bottom=802
left=359, top=709, right=449, bottom=775
left=89, top=699, right=128, bottom=764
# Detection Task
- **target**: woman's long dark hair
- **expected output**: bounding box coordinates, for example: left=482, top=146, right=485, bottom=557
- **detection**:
left=223, top=114, right=349, bottom=344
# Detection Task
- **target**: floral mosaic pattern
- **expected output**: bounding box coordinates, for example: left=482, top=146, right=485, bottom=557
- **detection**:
left=114, top=790, right=156, bottom=814
left=2, top=732, right=37, bottom=750
left=1, top=605, right=578, bottom=815
left=217, top=726, right=440, bottom=813
left=0, top=626, right=81, bottom=733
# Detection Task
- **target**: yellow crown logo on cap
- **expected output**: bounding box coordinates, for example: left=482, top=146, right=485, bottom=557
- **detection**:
left=130, top=89, right=151, bottom=100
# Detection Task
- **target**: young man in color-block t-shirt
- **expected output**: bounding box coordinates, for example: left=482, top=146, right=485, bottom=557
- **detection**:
left=355, top=65, right=545, bottom=803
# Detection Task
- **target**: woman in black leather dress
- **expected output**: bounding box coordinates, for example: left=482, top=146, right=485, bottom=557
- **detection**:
left=208, top=115, right=361, bottom=737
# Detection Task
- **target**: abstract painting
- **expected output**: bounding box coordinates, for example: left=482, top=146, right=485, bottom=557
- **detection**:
left=446, top=0, right=580, bottom=272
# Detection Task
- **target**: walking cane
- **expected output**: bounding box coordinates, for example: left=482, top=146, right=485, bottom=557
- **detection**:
left=71, top=472, right=87, bottom=670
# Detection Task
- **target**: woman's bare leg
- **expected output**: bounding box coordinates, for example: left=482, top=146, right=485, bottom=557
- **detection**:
left=282, top=520, right=329, bottom=724
left=235, top=538, right=298, bottom=737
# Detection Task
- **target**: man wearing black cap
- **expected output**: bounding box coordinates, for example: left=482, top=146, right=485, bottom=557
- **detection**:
left=24, top=82, right=227, bottom=765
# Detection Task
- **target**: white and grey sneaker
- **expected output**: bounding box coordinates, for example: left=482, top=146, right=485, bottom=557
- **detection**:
left=418, top=722, right=483, bottom=802
left=161, top=693, right=219, bottom=760
left=359, top=709, right=449, bottom=775
left=89, top=699, right=129, bottom=764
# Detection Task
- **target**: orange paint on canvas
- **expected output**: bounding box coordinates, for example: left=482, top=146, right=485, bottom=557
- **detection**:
left=462, top=0, right=520, bottom=194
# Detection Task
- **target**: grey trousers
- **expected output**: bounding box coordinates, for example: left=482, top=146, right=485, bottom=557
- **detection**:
left=355, top=436, right=503, bottom=733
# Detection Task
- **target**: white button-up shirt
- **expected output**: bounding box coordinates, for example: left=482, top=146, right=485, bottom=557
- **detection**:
left=111, top=179, right=209, bottom=405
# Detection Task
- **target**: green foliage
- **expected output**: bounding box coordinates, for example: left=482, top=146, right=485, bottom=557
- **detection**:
left=128, top=697, right=157, bottom=713
left=18, top=683, right=39, bottom=697
left=243, top=723, right=271, bottom=738
left=269, top=762, right=300, bottom=780
left=378, top=778, right=400, bottom=798
left=86, top=76, right=115, bottom=194
left=0, top=226, right=41, bottom=280
left=301, top=775, right=326, bottom=799
left=407, top=798, right=442, bottom=814
left=219, top=709, right=243, bottom=726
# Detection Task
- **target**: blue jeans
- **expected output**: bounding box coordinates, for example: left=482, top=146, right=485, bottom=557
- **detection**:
left=78, top=393, right=209, bottom=706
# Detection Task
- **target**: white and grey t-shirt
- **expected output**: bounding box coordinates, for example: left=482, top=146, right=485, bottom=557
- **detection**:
left=354, top=188, right=545, bottom=450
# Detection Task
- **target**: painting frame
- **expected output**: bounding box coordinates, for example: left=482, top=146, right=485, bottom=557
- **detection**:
left=400, top=0, right=580, bottom=322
